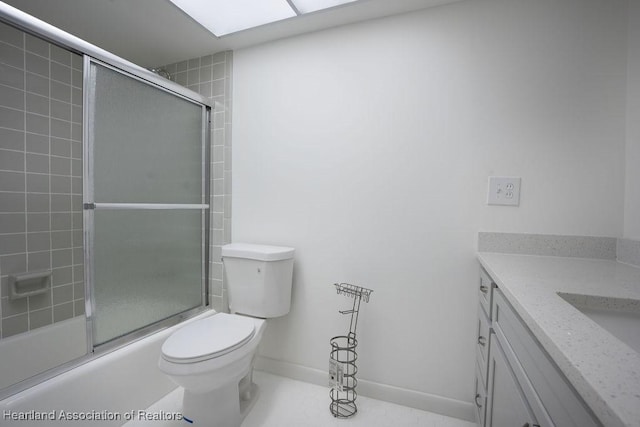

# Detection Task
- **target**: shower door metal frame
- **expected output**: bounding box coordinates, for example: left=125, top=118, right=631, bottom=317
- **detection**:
left=83, top=57, right=211, bottom=353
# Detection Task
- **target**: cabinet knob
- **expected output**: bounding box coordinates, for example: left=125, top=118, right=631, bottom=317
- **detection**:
left=480, top=284, right=489, bottom=293
left=474, top=393, right=483, bottom=408
left=478, top=336, right=487, bottom=346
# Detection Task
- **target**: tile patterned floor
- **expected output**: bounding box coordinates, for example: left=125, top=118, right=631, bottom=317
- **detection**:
left=124, top=371, right=476, bottom=427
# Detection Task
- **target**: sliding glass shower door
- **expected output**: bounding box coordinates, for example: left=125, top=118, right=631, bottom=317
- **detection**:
left=86, top=60, right=209, bottom=346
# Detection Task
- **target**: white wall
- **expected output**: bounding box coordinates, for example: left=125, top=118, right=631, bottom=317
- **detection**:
left=232, top=0, right=628, bottom=409
left=625, top=0, right=640, bottom=239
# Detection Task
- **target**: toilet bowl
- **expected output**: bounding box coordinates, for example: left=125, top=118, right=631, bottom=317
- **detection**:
left=159, top=313, right=266, bottom=426
left=158, top=243, right=294, bottom=427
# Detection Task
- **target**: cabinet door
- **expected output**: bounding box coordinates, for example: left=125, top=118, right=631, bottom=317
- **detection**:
left=474, top=367, right=487, bottom=427
left=486, top=337, right=538, bottom=427
left=479, top=267, right=495, bottom=319
left=476, top=305, right=491, bottom=384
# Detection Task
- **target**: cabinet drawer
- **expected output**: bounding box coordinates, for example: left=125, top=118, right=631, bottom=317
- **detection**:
left=479, top=267, right=494, bottom=319
left=493, top=290, right=600, bottom=427
left=476, top=304, right=491, bottom=385
left=474, top=366, right=487, bottom=427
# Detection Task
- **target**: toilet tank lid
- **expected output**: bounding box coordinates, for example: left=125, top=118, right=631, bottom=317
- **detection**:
left=222, top=243, right=295, bottom=261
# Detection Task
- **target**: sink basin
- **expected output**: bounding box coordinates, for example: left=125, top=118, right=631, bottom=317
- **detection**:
left=558, top=292, right=640, bottom=353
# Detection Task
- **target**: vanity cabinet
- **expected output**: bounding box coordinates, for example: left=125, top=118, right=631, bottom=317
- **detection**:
left=473, top=267, right=496, bottom=426
left=474, top=266, right=600, bottom=427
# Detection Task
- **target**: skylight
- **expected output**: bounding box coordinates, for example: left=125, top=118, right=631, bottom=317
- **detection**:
left=170, top=0, right=358, bottom=37
left=292, top=0, right=357, bottom=14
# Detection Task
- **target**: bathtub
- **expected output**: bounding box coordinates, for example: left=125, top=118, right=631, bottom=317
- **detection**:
left=0, top=316, right=87, bottom=391
left=0, top=310, right=214, bottom=426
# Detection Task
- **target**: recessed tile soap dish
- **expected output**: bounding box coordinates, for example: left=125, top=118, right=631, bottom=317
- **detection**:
left=9, top=270, right=52, bottom=300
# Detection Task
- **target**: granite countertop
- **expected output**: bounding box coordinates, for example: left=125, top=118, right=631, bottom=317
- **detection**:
left=477, top=252, right=640, bottom=427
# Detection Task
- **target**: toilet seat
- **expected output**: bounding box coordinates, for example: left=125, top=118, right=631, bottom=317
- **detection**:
left=161, top=313, right=255, bottom=364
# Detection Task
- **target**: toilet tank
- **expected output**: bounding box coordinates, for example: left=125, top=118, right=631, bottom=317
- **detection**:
left=221, top=243, right=295, bottom=318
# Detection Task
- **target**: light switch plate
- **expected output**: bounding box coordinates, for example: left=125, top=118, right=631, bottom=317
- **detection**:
left=487, top=176, right=521, bottom=206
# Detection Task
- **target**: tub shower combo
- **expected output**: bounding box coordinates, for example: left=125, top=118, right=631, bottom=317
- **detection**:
left=0, top=2, right=213, bottom=409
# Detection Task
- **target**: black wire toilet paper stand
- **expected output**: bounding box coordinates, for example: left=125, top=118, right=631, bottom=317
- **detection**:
left=329, top=283, right=373, bottom=418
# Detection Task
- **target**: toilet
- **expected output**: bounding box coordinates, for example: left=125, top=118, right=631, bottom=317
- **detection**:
left=158, top=243, right=295, bottom=426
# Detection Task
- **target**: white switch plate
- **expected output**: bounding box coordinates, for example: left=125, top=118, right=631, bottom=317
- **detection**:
left=487, top=176, right=521, bottom=206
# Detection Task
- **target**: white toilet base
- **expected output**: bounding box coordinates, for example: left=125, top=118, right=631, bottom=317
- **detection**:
left=181, top=373, right=259, bottom=426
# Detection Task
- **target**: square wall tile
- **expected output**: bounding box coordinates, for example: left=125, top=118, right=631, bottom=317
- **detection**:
left=27, top=232, right=50, bottom=252
left=0, top=192, right=25, bottom=213
left=25, top=52, right=49, bottom=77
left=2, top=313, right=28, bottom=338
left=26, top=72, right=49, bottom=97
left=0, top=127, right=23, bottom=151
left=73, top=299, right=84, bottom=316
left=0, top=42, right=24, bottom=69
left=26, top=173, right=49, bottom=193
left=0, top=254, right=27, bottom=274
left=27, top=213, right=50, bottom=232
left=0, top=214, right=25, bottom=234
left=25, top=34, right=49, bottom=57
left=29, top=308, right=52, bottom=329
left=53, top=266, right=73, bottom=286
left=51, top=212, right=72, bottom=231
left=26, top=92, right=50, bottom=115
left=0, top=63, right=24, bottom=89
left=53, top=284, right=73, bottom=305
left=53, top=301, right=73, bottom=322
left=26, top=133, right=49, bottom=154
left=0, top=171, right=25, bottom=192
left=2, top=297, right=27, bottom=317
left=0, top=84, right=24, bottom=110
left=0, top=21, right=24, bottom=48
left=29, top=291, right=51, bottom=311
left=27, top=251, right=51, bottom=270
left=0, top=234, right=26, bottom=256
left=0, top=106, right=25, bottom=130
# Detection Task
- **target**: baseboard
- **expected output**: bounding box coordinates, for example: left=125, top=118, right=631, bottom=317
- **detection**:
left=255, top=355, right=475, bottom=423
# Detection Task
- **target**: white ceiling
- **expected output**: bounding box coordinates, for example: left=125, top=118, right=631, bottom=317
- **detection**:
left=2, top=0, right=463, bottom=68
